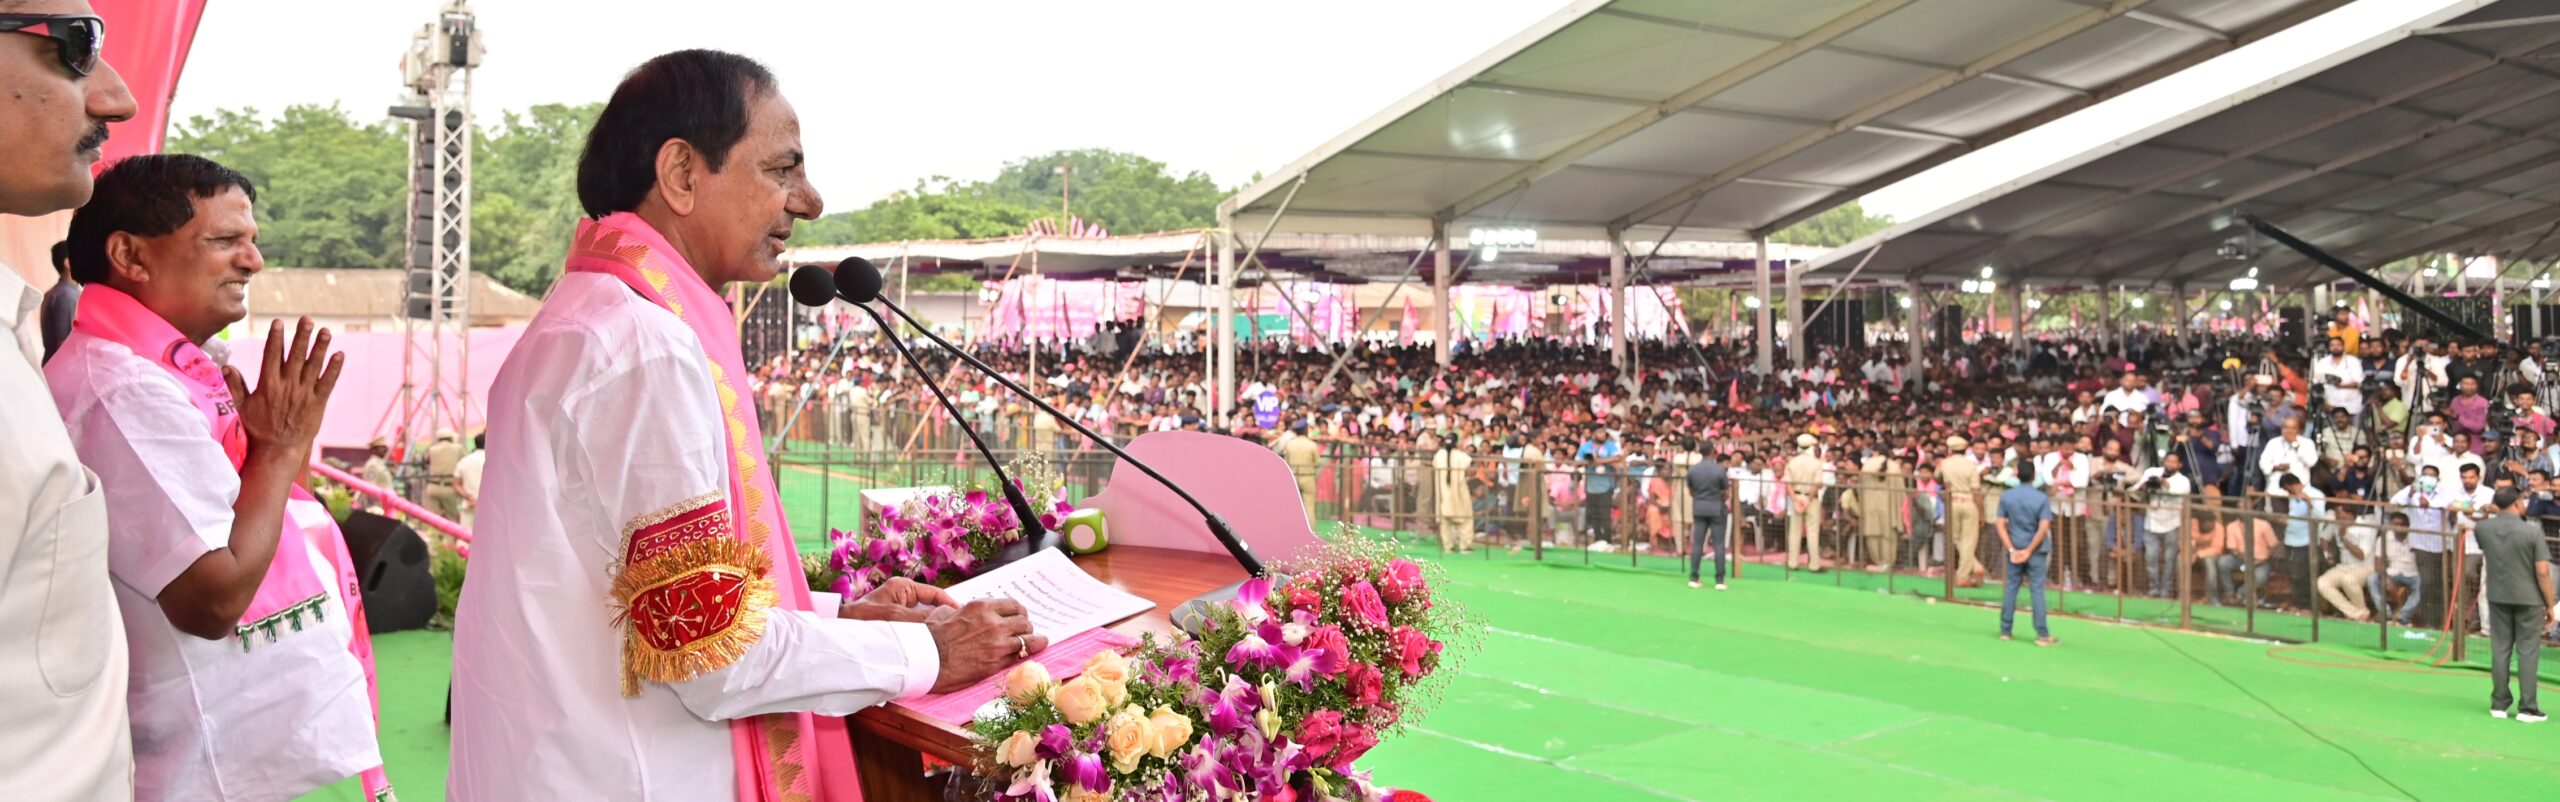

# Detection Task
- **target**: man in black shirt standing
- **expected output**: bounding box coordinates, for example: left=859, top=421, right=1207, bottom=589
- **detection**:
left=1687, top=443, right=1731, bottom=590
left=2477, top=488, right=2554, bottom=722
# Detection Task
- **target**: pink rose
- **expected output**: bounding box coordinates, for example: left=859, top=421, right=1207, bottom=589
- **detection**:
left=1287, top=586, right=1325, bottom=617
left=1378, top=558, right=1426, bottom=603
left=1331, top=724, right=1379, bottom=768
left=1302, top=626, right=1350, bottom=670
left=1344, top=663, right=1384, bottom=708
left=1391, top=626, right=1439, bottom=677
left=1295, top=709, right=1345, bottom=763
left=1340, top=581, right=1389, bottom=630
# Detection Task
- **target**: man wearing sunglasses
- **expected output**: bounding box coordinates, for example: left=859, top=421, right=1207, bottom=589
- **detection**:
left=0, top=2, right=137, bottom=801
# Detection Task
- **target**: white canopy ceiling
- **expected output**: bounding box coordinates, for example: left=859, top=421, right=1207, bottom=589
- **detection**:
left=784, top=231, right=1826, bottom=286
left=1220, top=0, right=2346, bottom=241
left=1798, top=0, right=2560, bottom=289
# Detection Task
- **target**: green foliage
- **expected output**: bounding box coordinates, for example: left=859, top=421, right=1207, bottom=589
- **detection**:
left=1771, top=201, right=1894, bottom=248
left=168, top=103, right=602, bottom=295
left=431, top=547, right=467, bottom=631
left=794, top=148, right=1226, bottom=247
left=470, top=103, right=602, bottom=294
left=171, top=105, right=409, bottom=269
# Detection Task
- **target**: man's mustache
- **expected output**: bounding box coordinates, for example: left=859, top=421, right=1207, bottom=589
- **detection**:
left=77, top=123, right=111, bottom=154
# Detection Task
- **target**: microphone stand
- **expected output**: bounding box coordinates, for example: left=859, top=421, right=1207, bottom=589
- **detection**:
left=851, top=304, right=1058, bottom=568
left=862, top=296, right=1267, bottom=633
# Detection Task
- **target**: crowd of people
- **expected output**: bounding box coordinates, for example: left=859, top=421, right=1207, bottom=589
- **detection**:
left=758, top=310, right=2560, bottom=653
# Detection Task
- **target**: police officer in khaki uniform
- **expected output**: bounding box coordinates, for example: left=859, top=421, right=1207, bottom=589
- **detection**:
left=1939, top=436, right=1987, bottom=587
left=1275, top=420, right=1324, bottom=523
left=424, top=428, right=467, bottom=523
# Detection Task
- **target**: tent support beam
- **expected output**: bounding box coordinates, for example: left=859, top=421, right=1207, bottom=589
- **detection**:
left=2239, top=214, right=2494, bottom=345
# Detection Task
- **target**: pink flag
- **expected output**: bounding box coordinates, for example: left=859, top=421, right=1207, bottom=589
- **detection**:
left=1400, top=298, right=1419, bottom=345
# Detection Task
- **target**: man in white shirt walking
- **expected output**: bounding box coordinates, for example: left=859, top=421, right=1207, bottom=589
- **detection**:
left=0, top=6, right=139, bottom=798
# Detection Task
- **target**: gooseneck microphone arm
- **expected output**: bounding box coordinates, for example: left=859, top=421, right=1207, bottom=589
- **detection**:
left=833, top=259, right=1265, bottom=577
left=787, top=267, right=1048, bottom=549
left=852, top=305, right=1050, bottom=546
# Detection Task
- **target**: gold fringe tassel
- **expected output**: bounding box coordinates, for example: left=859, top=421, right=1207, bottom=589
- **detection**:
left=610, top=537, right=777, bottom=696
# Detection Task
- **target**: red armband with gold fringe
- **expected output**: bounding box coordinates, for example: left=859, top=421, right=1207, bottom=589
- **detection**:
left=609, top=491, right=776, bottom=696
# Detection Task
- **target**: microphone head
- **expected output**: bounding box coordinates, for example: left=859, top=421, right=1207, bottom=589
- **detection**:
left=833, top=257, right=884, bottom=304
left=788, top=265, right=838, bottom=308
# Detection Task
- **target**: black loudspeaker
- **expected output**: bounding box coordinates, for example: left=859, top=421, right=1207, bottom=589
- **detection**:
left=1936, top=306, right=1963, bottom=344
left=1800, top=298, right=1867, bottom=349
left=338, top=510, right=437, bottom=633
left=2278, top=308, right=2306, bottom=344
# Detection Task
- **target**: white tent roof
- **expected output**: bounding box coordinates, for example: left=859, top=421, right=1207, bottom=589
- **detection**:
left=1220, top=0, right=2346, bottom=241
left=784, top=231, right=1826, bottom=286
left=1798, top=0, right=2560, bottom=288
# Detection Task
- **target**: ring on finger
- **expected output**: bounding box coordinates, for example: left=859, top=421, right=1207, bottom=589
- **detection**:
left=1015, top=634, right=1029, bottom=659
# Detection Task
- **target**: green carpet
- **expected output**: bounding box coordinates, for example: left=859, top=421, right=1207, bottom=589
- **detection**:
left=309, top=463, right=2560, bottom=800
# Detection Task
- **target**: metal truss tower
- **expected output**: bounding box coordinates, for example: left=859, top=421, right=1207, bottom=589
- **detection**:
left=388, top=1, right=482, bottom=445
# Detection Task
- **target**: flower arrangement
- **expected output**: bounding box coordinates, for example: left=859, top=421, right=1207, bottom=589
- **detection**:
left=806, top=460, right=1075, bottom=596
left=969, top=535, right=1471, bottom=801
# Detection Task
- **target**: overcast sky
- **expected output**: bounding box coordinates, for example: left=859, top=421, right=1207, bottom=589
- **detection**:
left=169, top=0, right=2451, bottom=225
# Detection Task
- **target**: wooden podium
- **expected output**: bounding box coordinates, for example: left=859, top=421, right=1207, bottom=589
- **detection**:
left=846, top=547, right=1247, bottom=801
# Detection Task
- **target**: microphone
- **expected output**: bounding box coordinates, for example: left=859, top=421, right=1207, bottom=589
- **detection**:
left=827, top=257, right=1267, bottom=583
left=788, top=265, right=1056, bottom=568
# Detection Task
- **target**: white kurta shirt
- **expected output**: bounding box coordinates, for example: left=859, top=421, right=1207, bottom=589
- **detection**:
left=1, top=267, right=133, bottom=802
left=450, top=273, right=938, bottom=800
left=48, top=331, right=377, bottom=802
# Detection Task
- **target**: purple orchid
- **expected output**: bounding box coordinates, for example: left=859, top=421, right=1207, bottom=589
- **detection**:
left=1205, top=674, right=1260, bottom=735
left=1002, top=759, right=1057, bottom=802
left=1064, top=751, right=1109, bottom=794
left=1282, top=643, right=1346, bottom=692
left=1225, top=630, right=1279, bottom=669
left=1037, top=724, right=1074, bottom=760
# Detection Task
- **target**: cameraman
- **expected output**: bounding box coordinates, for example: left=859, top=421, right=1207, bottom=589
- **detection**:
left=2132, top=451, right=2193, bottom=598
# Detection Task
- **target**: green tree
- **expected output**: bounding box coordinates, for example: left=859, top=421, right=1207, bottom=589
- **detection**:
left=471, top=103, right=601, bottom=293
left=985, top=148, right=1224, bottom=234
left=1771, top=201, right=1894, bottom=248
left=170, top=105, right=408, bottom=269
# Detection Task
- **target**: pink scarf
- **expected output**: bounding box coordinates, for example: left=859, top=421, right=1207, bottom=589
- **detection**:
left=564, top=213, right=860, bottom=802
left=71, top=285, right=394, bottom=800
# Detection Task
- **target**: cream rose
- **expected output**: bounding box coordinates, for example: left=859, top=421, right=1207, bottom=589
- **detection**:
left=1146, top=705, right=1194, bottom=759
left=1002, top=660, right=1053, bottom=706
left=1063, top=788, right=1111, bottom=802
left=1103, top=707, right=1154, bottom=773
left=1082, top=649, right=1133, bottom=686
left=995, top=730, right=1040, bottom=767
left=1048, top=675, right=1110, bottom=725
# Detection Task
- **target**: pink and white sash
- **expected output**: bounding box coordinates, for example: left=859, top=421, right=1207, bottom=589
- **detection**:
left=564, top=213, right=861, bottom=802
left=72, top=285, right=395, bottom=800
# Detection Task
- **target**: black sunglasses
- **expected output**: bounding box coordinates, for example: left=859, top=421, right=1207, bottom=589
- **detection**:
left=0, top=14, right=103, bottom=77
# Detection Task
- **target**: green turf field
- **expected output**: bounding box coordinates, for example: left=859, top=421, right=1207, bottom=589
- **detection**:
left=304, top=463, right=2560, bottom=801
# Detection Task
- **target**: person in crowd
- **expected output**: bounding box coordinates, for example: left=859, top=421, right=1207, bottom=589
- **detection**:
left=455, top=431, right=486, bottom=528
left=1686, top=442, right=1730, bottom=590
left=1856, top=446, right=1904, bottom=572
left=2134, top=451, right=2192, bottom=598
left=359, top=436, right=396, bottom=512
left=1577, top=424, right=1625, bottom=552
left=2270, top=473, right=2326, bottom=610
left=1996, top=461, right=2057, bottom=646
left=41, top=238, right=77, bottom=361
left=423, top=427, right=466, bottom=523
left=2475, top=488, right=2550, bottom=722
left=2317, top=505, right=2378, bottom=621
left=2368, top=512, right=2423, bottom=626
left=1275, top=419, right=1323, bottom=523
left=448, top=50, right=1037, bottom=799
left=1670, top=436, right=1703, bottom=572
left=0, top=4, right=138, bottom=796
left=1941, top=435, right=1987, bottom=587
left=1784, top=432, right=1830, bottom=572
left=1432, top=432, right=1475, bottom=554
left=51, top=154, right=389, bottom=800
left=2036, top=435, right=2094, bottom=587
left=2259, top=415, right=2319, bottom=493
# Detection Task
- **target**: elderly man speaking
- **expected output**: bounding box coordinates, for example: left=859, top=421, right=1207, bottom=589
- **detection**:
left=450, top=50, right=1039, bottom=800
